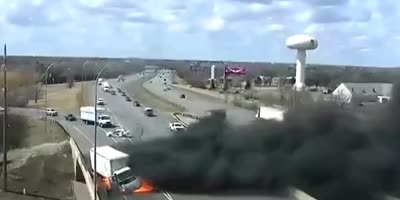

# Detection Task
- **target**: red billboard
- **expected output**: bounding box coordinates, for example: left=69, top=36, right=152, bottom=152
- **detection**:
left=224, top=66, right=247, bottom=75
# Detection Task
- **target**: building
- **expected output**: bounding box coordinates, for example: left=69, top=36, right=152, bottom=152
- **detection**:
left=145, top=65, right=159, bottom=73
left=332, top=83, right=393, bottom=104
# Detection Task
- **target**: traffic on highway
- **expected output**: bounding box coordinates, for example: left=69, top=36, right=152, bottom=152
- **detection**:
left=41, top=70, right=296, bottom=200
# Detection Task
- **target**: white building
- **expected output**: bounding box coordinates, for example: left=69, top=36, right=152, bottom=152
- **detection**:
left=332, top=83, right=393, bottom=104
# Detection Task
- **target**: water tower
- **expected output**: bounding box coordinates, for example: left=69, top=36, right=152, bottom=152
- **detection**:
left=286, top=34, right=318, bottom=91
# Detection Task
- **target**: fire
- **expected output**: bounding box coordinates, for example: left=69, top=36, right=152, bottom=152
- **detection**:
left=97, top=177, right=112, bottom=191
left=133, top=180, right=155, bottom=193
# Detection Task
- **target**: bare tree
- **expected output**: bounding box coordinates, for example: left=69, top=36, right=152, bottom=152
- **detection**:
left=66, top=68, right=74, bottom=89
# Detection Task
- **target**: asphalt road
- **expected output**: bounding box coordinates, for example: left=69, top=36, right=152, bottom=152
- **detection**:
left=143, top=70, right=257, bottom=126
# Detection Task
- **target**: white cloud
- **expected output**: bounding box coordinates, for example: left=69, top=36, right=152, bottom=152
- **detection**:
left=0, top=0, right=399, bottom=66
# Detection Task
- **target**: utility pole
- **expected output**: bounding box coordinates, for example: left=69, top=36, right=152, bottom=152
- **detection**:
left=2, top=43, right=8, bottom=191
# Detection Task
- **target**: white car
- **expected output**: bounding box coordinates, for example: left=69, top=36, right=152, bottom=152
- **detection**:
left=106, top=128, right=130, bottom=137
left=169, top=122, right=185, bottom=131
left=97, top=98, right=105, bottom=105
left=45, top=108, right=58, bottom=116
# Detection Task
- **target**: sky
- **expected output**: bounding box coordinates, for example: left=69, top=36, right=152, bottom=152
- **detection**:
left=0, top=0, right=399, bottom=67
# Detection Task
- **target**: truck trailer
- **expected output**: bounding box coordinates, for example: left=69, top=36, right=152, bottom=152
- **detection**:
left=90, top=146, right=143, bottom=193
left=80, top=106, right=112, bottom=127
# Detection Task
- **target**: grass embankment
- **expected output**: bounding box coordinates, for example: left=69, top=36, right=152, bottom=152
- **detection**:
left=28, top=82, right=89, bottom=113
left=125, top=78, right=185, bottom=113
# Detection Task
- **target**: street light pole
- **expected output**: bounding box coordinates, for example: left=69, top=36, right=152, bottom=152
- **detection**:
left=81, top=60, right=90, bottom=106
left=93, top=63, right=111, bottom=200
left=44, top=62, right=61, bottom=134
left=2, top=43, right=8, bottom=191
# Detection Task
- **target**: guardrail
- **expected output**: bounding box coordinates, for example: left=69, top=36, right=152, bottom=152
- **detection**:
left=171, top=112, right=200, bottom=127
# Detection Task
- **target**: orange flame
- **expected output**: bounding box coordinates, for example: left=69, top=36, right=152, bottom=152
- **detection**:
left=133, top=180, right=155, bottom=193
left=97, top=177, right=112, bottom=191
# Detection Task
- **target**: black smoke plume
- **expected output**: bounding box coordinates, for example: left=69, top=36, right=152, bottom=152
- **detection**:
left=116, top=83, right=400, bottom=200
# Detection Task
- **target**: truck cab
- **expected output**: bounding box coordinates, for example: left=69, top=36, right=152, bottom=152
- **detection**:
left=98, top=115, right=112, bottom=127
left=112, top=167, right=142, bottom=193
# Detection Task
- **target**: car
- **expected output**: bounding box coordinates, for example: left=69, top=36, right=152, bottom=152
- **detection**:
left=117, top=88, right=122, bottom=93
left=106, top=128, right=131, bottom=137
left=167, top=87, right=171, bottom=90
left=169, top=122, right=185, bottom=131
left=64, top=114, right=76, bottom=121
left=97, top=98, right=105, bottom=105
left=121, top=92, right=126, bottom=96
left=180, top=94, right=186, bottom=99
left=45, top=108, right=58, bottom=116
left=144, top=107, right=154, bottom=117
left=125, top=96, right=132, bottom=101
left=111, top=90, right=116, bottom=95
left=133, top=101, right=141, bottom=107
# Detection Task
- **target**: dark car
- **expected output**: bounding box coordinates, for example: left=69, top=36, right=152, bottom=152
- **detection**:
left=133, top=101, right=141, bottom=107
left=125, top=96, right=132, bottom=101
left=121, top=92, right=126, bottom=96
left=180, top=94, right=186, bottom=99
left=117, top=88, right=122, bottom=93
left=111, top=90, right=116, bottom=95
left=64, top=114, right=76, bottom=121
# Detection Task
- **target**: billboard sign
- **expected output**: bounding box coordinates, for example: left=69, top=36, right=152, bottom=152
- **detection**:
left=224, top=66, right=247, bottom=75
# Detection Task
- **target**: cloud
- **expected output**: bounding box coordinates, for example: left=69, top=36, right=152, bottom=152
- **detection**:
left=0, top=0, right=399, bottom=66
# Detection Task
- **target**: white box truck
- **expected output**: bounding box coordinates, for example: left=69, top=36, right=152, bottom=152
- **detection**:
left=80, top=106, right=112, bottom=127
left=90, top=146, right=142, bottom=193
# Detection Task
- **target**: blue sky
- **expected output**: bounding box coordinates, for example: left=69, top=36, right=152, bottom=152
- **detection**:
left=0, top=0, right=398, bottom=67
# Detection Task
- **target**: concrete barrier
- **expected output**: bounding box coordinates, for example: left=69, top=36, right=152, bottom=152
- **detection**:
left=53, top=119, right=97, bottom=200
left=69, top=138, right=98, bottom=200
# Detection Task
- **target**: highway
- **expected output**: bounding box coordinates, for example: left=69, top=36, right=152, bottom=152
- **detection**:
left=13, top=72, right=295, bottom=200
left=143, top=70, right=257, bottom=126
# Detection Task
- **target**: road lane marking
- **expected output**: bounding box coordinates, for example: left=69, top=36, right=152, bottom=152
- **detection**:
left=72, top=126, right=94, bottom=145
left=163, top=191, right=173, bottom=200
left=105, top=105, right=137, bottom=143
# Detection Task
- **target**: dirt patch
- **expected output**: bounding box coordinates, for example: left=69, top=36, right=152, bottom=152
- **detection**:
left=124, top=78, right=185, bottom=112
left=28, top=83, right=88, bottom=113
left=0, top=140, right=74, bottom=200
left=0, top=118, right=73, bottom=200
left=21, top=119, right=68, bottom=148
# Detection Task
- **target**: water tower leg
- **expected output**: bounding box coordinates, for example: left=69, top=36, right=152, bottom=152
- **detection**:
left=294, top=50, right=306, bottom=91
left=209, top=79, right=216, bottom=90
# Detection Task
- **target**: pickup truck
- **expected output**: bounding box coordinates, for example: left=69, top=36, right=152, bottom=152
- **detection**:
left=169, top=122, right=185, bottom=131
